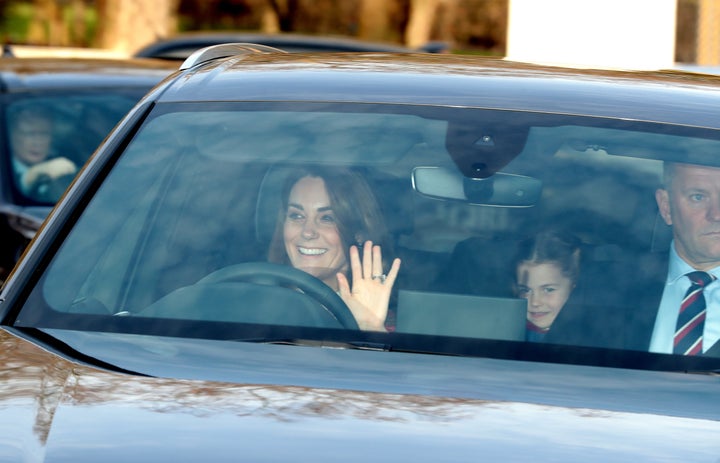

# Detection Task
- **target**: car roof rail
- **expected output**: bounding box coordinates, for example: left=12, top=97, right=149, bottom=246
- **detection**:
left=179, top=42, right=286, bottom=70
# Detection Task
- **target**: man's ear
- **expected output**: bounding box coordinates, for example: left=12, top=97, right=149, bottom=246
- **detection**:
left=655, top=188, right=672, bottom=225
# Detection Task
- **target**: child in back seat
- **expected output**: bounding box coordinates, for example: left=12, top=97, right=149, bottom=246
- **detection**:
left=512, top=229, right=581, bottom=342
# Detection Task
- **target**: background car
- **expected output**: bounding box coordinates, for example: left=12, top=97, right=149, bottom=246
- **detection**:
left=0, top=45, right=719, bottom=461
left=0, top=56, right=177, bottom=279
left=133, top=31, right=449, bottom=60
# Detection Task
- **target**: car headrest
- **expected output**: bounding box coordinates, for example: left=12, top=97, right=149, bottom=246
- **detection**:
left=650, top=212, right=672, bottom=253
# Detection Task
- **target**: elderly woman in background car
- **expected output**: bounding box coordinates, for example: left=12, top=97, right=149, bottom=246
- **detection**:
left=9, top=104, right=77, bottom=199
left=267, top=166, right=401, bottom=331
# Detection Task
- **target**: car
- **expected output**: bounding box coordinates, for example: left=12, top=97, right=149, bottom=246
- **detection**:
left=0, top=56, right=178, bottom=279
left=133, top=31, right=449, bottom=60
left=0, top=44, right=719, bottom=461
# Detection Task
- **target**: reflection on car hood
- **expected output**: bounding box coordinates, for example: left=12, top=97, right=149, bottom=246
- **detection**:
left=0, top=328, right=717, bottom=462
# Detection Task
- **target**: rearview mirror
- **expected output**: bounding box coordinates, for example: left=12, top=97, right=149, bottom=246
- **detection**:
left=412, top=166, right=541, bottom=207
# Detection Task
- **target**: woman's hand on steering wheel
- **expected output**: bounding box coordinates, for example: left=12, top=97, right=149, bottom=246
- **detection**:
left=336, top=240, right=401, bottom=332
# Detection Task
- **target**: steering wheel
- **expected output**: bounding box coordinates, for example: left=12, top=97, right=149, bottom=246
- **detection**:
left=28, top=173, right=76, bottom=203
left=198, top=262, right=359, bottom=329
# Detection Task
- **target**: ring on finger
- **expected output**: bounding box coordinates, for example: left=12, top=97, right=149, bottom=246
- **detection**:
left=371, top=274, right=387, bottom=283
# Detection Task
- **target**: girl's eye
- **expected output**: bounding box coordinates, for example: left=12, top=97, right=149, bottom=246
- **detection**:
left=689, top=193, right=705, bottom=202
left=516, top=287, right=530, bottom=297
left=543, top=287, right=557, bottom=294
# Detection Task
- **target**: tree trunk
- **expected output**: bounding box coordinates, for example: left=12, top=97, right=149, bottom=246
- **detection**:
left=267, top=0, right=299, bottom=32
left=27, top=0, right=68, bottom=45
left=72, top=0, right=87, bottom=46
left=697, top=0, right=720, bottom=65
left=358, top=0, right=392, bottom=42
left=96, top=0, right=179, bottom=54
left=261, top=0, right=281, bottom=33
left=405, top=0, right=442, bottom=48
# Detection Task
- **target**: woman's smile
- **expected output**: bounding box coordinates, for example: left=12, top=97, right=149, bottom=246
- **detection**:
left=283, top=176, right=349, bottom=287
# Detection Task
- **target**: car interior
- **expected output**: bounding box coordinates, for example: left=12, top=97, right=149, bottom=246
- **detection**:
left=4, top=95, right=145, bottom=204
left=14, top=101, right=720, bottom=360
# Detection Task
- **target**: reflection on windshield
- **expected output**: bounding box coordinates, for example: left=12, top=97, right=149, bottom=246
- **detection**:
left=16, top=102, right=720, bottom=367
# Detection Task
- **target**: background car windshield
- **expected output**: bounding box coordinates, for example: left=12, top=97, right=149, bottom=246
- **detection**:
left=15, top=101, right=720, bottom=364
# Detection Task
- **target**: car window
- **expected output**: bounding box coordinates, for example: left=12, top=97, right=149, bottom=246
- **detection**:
left=15, top=101, right=720, bottom=369
left=5, top=94, right=141, bottom=204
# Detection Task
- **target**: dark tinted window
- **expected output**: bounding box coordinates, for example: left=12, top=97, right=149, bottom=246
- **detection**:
left=5, top=94, right=141, bottom=204
left=16, top=101, right=720, bottom=369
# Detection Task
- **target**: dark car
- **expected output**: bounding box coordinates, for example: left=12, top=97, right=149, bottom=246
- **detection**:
left=1, top=44, right=719, bottom=461
left=0, top=56, right=177, bottom=277
left=133, top=31, right=448, bottom=60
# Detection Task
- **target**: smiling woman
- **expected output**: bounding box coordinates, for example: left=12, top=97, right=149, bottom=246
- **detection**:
left=267, top=166, right=401, bottom=331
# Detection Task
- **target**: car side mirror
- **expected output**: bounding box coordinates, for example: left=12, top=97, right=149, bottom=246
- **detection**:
left=412, top=166, right=541, bottom=207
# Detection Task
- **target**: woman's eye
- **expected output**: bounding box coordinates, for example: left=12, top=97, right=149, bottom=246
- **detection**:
left=319, top=213, right=336, bottom=224
left=287, top=211, right=304, bottom=221
left=543, top=287, right=557, bottom=294
left=689, top=193, right=705, bottom=202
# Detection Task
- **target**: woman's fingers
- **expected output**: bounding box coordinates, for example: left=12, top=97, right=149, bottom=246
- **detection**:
left=348, top=244, right=362, bottom=288
left=362, top=240, right=373, bottom=280
left=336, top=271, right=350, bottom=296
left=372, top=243, right=383, bottom=278
left=383, top=257, right=402, bottom=288
left=350, top=240, right=401, bottom=288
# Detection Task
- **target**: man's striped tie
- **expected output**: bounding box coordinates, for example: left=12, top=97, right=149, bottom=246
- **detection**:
left=674, top=271, right=715, bottom=355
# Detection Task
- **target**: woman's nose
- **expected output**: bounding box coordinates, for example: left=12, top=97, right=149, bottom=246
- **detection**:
left=301, top=222, right=318, bottom=239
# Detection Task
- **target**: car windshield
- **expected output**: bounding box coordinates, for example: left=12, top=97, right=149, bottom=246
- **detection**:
left=14, top=101, right=720, bottom=370
left=5, top=94, right=142, bottom=204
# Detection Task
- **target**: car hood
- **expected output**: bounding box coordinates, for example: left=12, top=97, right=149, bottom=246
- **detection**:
left=0, top=328, right=719, bottom=462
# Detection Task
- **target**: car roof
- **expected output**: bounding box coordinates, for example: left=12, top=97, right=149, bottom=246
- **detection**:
left=156, top=51, right=720, bottom=129
left=0, top=57, right=179, bottom=91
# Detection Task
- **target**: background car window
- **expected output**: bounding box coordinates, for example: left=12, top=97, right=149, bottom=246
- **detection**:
left=5, top=95, right=139, bottom=203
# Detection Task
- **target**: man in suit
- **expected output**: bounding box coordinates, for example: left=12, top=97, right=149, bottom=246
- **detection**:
left=651, top=162, right=720, bottom=355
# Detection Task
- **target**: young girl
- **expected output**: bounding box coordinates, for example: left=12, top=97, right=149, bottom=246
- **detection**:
left=513, top=230, right=581, bottom=342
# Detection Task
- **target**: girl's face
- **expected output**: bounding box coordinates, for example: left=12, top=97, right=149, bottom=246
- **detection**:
left=283, top=176, right=348, bottom=289
left=515, top=262, right=574, bottom=330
